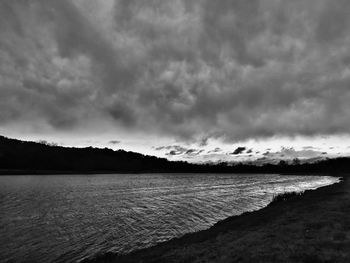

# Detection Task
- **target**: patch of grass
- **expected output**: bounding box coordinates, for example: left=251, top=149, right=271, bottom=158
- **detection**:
left=270, top=191, right=302, bottom=204
left=306, top=221, right=326, bottom=230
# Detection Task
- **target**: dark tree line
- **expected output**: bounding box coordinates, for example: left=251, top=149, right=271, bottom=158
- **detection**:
left=0, top=135, right=349, bottom=175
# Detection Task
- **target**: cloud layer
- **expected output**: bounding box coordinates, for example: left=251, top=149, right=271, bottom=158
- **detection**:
left=1, top=0, right=350, bottom=143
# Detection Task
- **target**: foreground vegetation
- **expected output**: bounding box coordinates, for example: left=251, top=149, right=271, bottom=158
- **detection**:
left=270, top=191, right=302, bottom=204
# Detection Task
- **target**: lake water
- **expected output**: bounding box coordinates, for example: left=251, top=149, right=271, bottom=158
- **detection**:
left=0, top=173, right=339, bottom=263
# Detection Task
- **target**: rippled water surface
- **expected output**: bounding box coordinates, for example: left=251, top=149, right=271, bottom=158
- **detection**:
left=0, top=173, right=339, bottom=262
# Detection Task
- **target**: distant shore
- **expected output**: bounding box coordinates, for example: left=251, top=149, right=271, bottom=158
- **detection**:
left=2, top=135, right=350, bottom=176
left=0, top=169, right=340, bottom=176
left=84, top=175, right=350, bottom=263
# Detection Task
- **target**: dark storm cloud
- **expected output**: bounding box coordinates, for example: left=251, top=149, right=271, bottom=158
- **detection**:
left=231, top=147, right=246, bottom=155
left=185, top=149, right=204, bottom=156
left=2, top=0, right=350, bottom=141
left=262, top=147, right=326, bottom=160
left=198, top=137, right=209, bottom=147
left=157, top=145, right=203, bottom=157
left=159, top=145, right=188, bottom=155
left=166, top=150, right=180, bottom=156
left=208, top=147, right=222, bottom=154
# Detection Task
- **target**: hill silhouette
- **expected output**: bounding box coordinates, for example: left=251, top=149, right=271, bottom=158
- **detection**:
left=0, top=135, right=350, bottom=174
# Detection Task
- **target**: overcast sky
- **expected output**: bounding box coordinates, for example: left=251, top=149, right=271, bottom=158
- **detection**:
left=1, top=0, right=350, bottom=162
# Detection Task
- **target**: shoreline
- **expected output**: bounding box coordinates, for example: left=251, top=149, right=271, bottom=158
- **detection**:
left=83, top=175, right=349, bottom=263
left=0, top=170, right=340, bottom=176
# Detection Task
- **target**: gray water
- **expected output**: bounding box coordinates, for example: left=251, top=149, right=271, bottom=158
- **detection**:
left=0, top=173, right=339, bottom=263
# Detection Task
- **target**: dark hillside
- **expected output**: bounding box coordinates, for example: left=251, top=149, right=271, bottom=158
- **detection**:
left=1, top=135, right=350, bottom=174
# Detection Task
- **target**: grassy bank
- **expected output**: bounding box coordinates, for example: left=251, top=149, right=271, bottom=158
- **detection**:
left=84, top=175, right=350, bottom=263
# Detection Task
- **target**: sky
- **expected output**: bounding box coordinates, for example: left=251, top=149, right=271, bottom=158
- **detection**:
left=1, top=0, right=350, bottom=163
